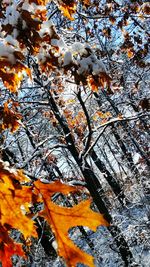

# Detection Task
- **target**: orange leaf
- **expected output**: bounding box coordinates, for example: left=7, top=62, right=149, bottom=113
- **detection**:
left=83, top=0, right=91, bottom=5
left=0, top=59, right=31, bottom=93
left=87, top=76, right=99, bottom=92
left=87, top=73, right=111, bottom=91
left=0, top=161, right=37, bottom=239
left=34, top=180, right=77, bottom=197
left=127, top=49, right=134, bottom=58
left=142, top=4, right=150, bottom=15
left=0, top=224, right=25, bottom=267
left=35, top=181, right=109, bottom=267
left=109, top=15, right=116, bottom=24
left=99, top=72, right=111, bottom=88
left=58, top=2, right=77, bottom=20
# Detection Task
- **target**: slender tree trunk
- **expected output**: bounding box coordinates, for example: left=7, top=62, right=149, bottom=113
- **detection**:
left=128, top=96, right=150, bottom=134
left=35, top=218, right=57, bottom=259
left=103, top=133, right=129, bottom=175
left=97, top=143, right=120, bottom=177
left=94, top=91, right=141, bottom=174
left=80, top=161, right=133, bottom=266
left=91, top=149, right=126, bottom=205
left=102, top=90, right=150, bottom=167
left=111, top=126, right=140, bottom=176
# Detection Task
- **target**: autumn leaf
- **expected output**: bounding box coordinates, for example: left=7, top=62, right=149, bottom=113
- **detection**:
left=87, top=73, right=111, bottom=91
left=0, top=224, right=25, bottom=267
left=93, top=111, right=112, bottom=120
left=109, top=15, right=116, bottom=24
left=102, top=27, right=111, bottom=38
left=0, top=160, right=30, bottom=184
left=34, top=180, right=109, bottom=267
left=127, top=49, right=134, bottom=58
left=0, top=69, right=22, bottom=93
left=29, top=0, right=49, bottom=5
left=58, top=1, right=77, bottom=20
left=87, top=76, right=99, bottom=92
left=81, top=0, right=91, bottom=6
left=21, top=10, right=42, bottom=30
left=0, top=161, right=37, bottom=239
left=0, top=183, right=37, bottom=239
left=0, top=62, right=31, bottom=93
left=142, top=4, right=150, bottom=15
left=0, top=102, right=22, bottom=132
left=99, top=72, right=111, bottom=88
left=34, top=180, right=77, bottom=198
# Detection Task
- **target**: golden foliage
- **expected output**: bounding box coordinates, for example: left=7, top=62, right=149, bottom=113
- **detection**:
left=0, top=161, right=37, bottom=267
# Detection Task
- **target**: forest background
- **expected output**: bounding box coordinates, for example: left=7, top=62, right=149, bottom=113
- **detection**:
left=0, top=1, right=149, bottom=267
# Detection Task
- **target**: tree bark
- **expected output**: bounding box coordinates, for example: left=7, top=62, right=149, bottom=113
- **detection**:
left=80, top=161, right=133, bottom=266
left=91, top=149, right=126, bottom=205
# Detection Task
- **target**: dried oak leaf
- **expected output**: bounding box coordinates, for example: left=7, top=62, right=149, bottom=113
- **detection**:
left=109, top=15, right=116, bottom=24
left=87, top=73, right=111, bottom=92
left=0, top=60, right=31, bottom=93
left=87, top=76, right=99, bottom=92
left=142, top=4, right=150, bottom=15
left=80, top=0, right=91, bottom=6
left=28, top=0, right=49, bottom=5
left=0, top=224, right=25, bottom=267
left=57, top=1, right=77, bottom=20
left=1, top=102, right=22, bottom=132
left=0, top=161, right=37, bottom=239
left=34, top=180, right=109, bottom=267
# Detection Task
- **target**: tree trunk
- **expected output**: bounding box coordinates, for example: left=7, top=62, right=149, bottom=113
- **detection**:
left=102, top=90, right=150, bottom=167
left=80, top=161, right=133, bottom=266
left=91, top=149, right=126, bottom=205
left=111, top=126, right=140, bottom=176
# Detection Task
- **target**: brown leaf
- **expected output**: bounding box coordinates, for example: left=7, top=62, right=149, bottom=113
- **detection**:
left=109, top=15, right=116, bottom=24
left=0, top=102, right=22, bottom=132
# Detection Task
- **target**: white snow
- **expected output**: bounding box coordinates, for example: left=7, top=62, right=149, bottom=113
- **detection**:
left=39, top=20, right=53, bottom=38
left=0, top=40, right=16, bottom=64
left=5, top=35, right=19, bottom=47
left=63, top=51, right=72, bottom=66
left=71, top=42, right=87, bottom=55
left=4, top=4, right=20, bottom=26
